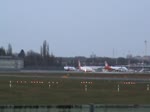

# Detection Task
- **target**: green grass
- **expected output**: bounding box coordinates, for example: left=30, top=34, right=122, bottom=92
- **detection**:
left=0, top=76, right=149, bottom=104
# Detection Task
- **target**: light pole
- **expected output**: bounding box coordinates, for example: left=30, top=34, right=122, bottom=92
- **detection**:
left=144, top=40, right=147, bottom=56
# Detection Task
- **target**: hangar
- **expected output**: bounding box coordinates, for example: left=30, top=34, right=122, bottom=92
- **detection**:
left=0, top=56, right=24, bottom=70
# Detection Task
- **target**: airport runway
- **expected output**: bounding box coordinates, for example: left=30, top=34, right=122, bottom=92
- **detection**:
left=0, top=70, right=150, bottom=82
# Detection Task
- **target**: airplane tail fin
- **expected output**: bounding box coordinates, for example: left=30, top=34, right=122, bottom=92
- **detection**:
left=78, top=60, right=81, bottom=69
left=105, top=61, right=109, bottom=67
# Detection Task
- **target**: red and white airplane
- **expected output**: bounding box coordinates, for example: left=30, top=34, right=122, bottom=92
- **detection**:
left=64, top=60, right=103, bottom=72
left=104, top=61, right=128, bottom=72
left=78, top=60, right=95, bottom=72
left=77, top=60, right=105, bottom=72
left=64, top=66, right=76, bottom=71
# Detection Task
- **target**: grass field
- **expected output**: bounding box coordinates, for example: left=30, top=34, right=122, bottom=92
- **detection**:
left=0, top=73, right=150, bottom=105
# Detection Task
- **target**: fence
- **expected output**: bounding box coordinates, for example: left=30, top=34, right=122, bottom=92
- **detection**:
left=0, top=104, right=150, bottom=112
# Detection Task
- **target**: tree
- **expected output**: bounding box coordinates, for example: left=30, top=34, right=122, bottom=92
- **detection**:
left=18, top=49, right=25, bottom=58
left=24, top=50, right=42, bottom=67
left=40, top=40, right=51, bottom=66
left=41, top=40, right=49, bottom=58
left=7, top=43, right=13, bottom=56
left=0, top=47, right=6, bottom=56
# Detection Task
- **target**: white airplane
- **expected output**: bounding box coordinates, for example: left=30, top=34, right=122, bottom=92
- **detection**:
left=104, top=61, right=128, bottom=72
left=64, top=66, right=76, bottom=71
left=78, top=60, right=95, bottom=72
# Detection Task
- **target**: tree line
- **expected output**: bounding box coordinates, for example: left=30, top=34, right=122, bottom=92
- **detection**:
left=0, top=40, right=148, bottom=69
left=0, top=40, right=62, bottom=68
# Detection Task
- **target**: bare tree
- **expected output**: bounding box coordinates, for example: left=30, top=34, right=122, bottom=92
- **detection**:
left=7, top=43, right=12, bottom=56
left=41, top=40, right=49, bottom=58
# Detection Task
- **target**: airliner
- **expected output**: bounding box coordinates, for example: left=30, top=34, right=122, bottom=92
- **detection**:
left=64, top=66, right=76, bottom=71
left=64, top=60, right=103, bottom=72
left=104, top=61, right=128, bottom=72
left=78, top=60, right=99, bottom=72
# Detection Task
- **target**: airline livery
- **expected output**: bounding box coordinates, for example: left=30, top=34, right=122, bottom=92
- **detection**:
left=104, top=61, right=128, bottom=72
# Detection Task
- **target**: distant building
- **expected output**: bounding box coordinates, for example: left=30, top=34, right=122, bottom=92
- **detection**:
left=126, top=54, right=133, bottom=59
left=143, top=56, right=150, bottom=62
left=134, top=56, right=142, bottom=59
left=0, top=56, right=24, bottom=70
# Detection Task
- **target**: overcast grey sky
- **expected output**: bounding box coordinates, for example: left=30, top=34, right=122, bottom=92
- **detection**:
left=0, top=0, right=150, bottom=57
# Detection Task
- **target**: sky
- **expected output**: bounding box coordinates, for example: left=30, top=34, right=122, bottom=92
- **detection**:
left=0, top=0, right=150, bottom=57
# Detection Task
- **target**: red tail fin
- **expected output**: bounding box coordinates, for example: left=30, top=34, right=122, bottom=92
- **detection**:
left=104, top=61, right=112, bottom=70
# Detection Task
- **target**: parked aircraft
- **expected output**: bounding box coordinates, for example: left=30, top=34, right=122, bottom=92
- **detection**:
left=64, top=60, right=103, bottom=72
left=78, top=60, right=95, bottom=72
left=64, top=66, right=76, bottom=71
left=104, top=61, right=128, bottom=72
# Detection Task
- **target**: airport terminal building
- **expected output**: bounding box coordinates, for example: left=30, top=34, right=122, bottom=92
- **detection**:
left=0, top=56, right=24, bottom=70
